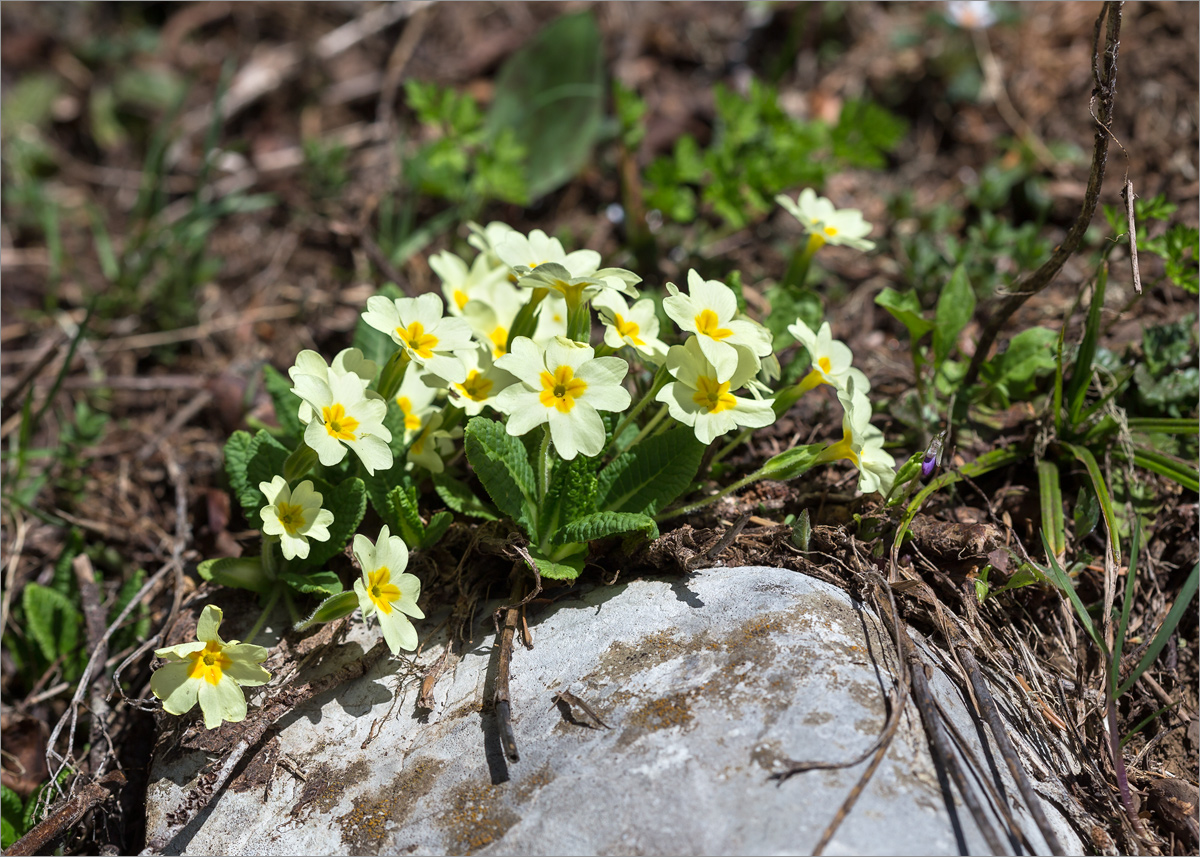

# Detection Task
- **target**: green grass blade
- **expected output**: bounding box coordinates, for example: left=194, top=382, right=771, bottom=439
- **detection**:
left=1037, top=460, right=1065, bottom=560
left=1061, top=441, right=1121, bottom=565
left=30, top=299, right=97, bottom=434
left=1122, top=447, right=1200, bottom=492
left=1039, top=529, right=1106, bottom=656
left=1126, top=417, right=1200, bottom=435
left=1116, top=561, right=1199, bottom=699
left=1053, top=322, right=1066, bottom=435
left=1065, top=263, right=1107, bottom=427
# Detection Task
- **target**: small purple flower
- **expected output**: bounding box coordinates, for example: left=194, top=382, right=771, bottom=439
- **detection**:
left=922, top=431, right=947, bottom=479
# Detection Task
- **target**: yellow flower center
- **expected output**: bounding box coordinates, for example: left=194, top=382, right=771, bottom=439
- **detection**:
left=275, top=501, right=306, bottom=535
left=489, top=326, right=508, bottom=356
left=692, top=375, right=737, bottom=414
left=613, top=313, right=645, bottom=346
left=694, top=308, right=733, bottom=340
left=366, top=566, right=402, bottom=615
left=817, top=355, right=833, bottom=374
left=539, top=365, right=587, bottom=413
left=823, top=225, right=839, bottom=238
left=187, top=641, right=231, bottom=686
left=396, top=321, right=439, bottom=360
left=457, top=370, right=494, bottom=402
left=323, top=403, right=359, bottom=441
left=395, top=396, right=422, bottom=432
left=453, top=289, right=469, bottom=310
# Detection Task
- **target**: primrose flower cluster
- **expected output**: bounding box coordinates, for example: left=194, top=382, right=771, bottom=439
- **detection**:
left=153, top=189, right=893, bottom=730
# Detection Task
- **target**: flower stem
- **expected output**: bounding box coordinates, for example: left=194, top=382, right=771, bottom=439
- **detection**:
left=261, top=535, right=281, bottom=580
left=243, top=584, right=283, bottom=645
left=656, top=467, right=764, bottom=524
left=537, top=424, right=552, bottom=504
left=782, top=233, right=825, bottom=292
left=606, top=364, right=668, bottom=456
left=630, top=405, right=668, bottom=446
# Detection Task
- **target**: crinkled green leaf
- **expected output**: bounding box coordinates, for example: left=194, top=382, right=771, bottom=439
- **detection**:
left=432, top=472, right=498, bottom=520
left=263, top=364, right=303, bottom=442
left=420, top=511, right=453, bottom=550
left=22, top=583, right=82, bottom=667
left=298, top=477, right=366, bottom=569
left=197, top=557, right=272, bottom=594
left=596, top=428, right=704, bottom=516
left=559, top=511, right=658, bottom=544
left=528, top=550, right=585, bottom=581
left=933, top=265, right=975, bottom=368
left=387, top=483, right=426, bottom=549
left=224, top=430, right=254, bottom=513
left=280, top=569, right=343, bottom=598
left=2, top=784, right=23, bottom=846
left=464, top=417, right=537, bottom=539
left=540, top=455, right=598, bottom=544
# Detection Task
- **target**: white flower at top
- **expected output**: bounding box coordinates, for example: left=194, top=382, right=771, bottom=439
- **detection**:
left=430, top=249, right=511, bottom=316
left=447, top=346, right=517, bottom=417
left=288, top=348, right=379, bottom=425
left=258, top=476, right=334, bottom=561
left=592, top=292, right=669, bottom=363
left=817, top=380, right=896, bottom=495
left=494, top=336, right=631, bottom=460
left=394, top=368, right=441, bottom=440
left=467, top=220, right=517, bottom=264
left=662, top=270, right=773, bottom=380
left=776, top=188, right=875, bottom=251
left=656, top=336, right=775, bottom=445
left=150, top=605, right=271, bottom=730
left=495, top=228, right=600, bottom=278
left=786, top=318, right=871, bottom=395
left=291, top=370, right=393, bottom=475
left=352, top=525, right=425, bottom=655
left=946, top=0, right=996, bottom=29
left=361, top=293, right=474, bottom=384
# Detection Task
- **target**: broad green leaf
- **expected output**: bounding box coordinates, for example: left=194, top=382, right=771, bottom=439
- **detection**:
left=540, top=455, right=598, bottom=544
left=239, top=431, right=292, bottom=520
left=2, top=815, right=16, bottom=850
left=932, top=265, right=975, bottom=368
left=352, top=283, right=403, bottom=371
left=596, top=428, right=704, bottom=515
left=263, top=364, right=303, bottom=442
left=420, top=511, right=454, bottom=550
left=2, top=784, right=23, bottom=847
left=757, top=443, right=825, bottom=482
left=22, top=583, right=82, bottom=666
left=299, top=477, right=366, bottom=569
left=875, top=288, right=934, bottom=342
left=224, top=430, right=255, bottom=513
left=528, top=550, right=586, bottom=581
left=485, top=11, right=605, bottom=199
left=432, top=472, right=498, bottom=520
left=983, top=326, right=1058, bottom=399
left=559, top=511, right=658, bottom=544
left=388, top=483, right=426, bottom=549
left=464, top=417, right=537, bottom=538
left=1037, top=460, right=1064, bottom=561
left=197, top=557, right=272, bottom=594
left=1061, top=441, right=1120, bottom=564
left=280, top=569, right=344, bottom=598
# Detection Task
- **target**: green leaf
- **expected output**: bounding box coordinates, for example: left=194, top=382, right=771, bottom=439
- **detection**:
left=280, top=569, right=344, bottom=598
left=1037, top=460, right=1065, bottom=560
left=1073, top=483, right=1100, bottom=539
left=527, top=549, right=586, bottom=581
left=2, top=784, right=23, bottom=846
left=932, top=265, right=975, bottom=368
left=559, top=511, right=659, bottom=544
left=432, top=472, right=498, bottom=520
left=463, top=417, right=537, bottom=538
left=388, top=483, right=426, bottom=549
left=596, top=428, right=705, bottom=515
left=223, top=430, right=255, bottom=514
left=1065, top=264, right=1108, bottom=426
left=22, top=583, right=82, bottom=666
left=1039, top=531, right=1106, bottom=656
left=263, top=364, right=303, bottom=442
left=1116, top=560, right=1198, bottom=699
left=197, top=557, right=272, bottom=594
left=485, top=11, right=605, bottom=199
left=1061, top=442, right=1121, bottom=565
left=239, top=431, right=292, bottom=521
left=352, top=283, right=403, bottom=370
left=299, top=478, right=366, bottom=569
left=982, top=326, right=1058, bottom=400
left=757, top=443, right=826, bottom=482
left=420, top=511, right=454, bottom=550
left=875, top=288, right=934, bottom=342
left=540, top=455, right=598, bottom=544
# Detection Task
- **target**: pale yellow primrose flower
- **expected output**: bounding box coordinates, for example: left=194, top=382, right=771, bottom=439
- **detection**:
left=532, top=292, right=570, bottom=345
left=352, top=525, right=425, bottom=655
left=431, top=249, right=511, bottom=316
left=291, top=371, right=393, bottom=475
left=406, top=411, right=463, bottom=474
left=592, top=292, right=669, bottom=363
left=151, top=605, right=271, bottom=730
left=361, top=293, right=474, bottom=384
left=448, top=345, right=517, bottom=417
left=259, top=476, right=334, bottom=561
left=818, top=381, right=896, bottom=495
left=495, top=228, right=600, bottom=278
left=462, top=278, right=528, bottom=357
left=786, top=318, right=871, bottom=395
left=776, top=188, right=875, bottom=252
left=494, top=336, right=631, bottom=460
left=467, top=220, right=517, bottom=265
left=288, top=348, right=379, bottom=425
left=663, top=270, right=773, bottom=380
left=394, top=368, right=441, bottom=440
left=657, top=336, right=775, bottom=445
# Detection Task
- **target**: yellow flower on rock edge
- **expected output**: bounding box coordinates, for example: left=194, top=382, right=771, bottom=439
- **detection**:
left=776, top=188, right=875, bottom=252
left=258, top=476, right=334, bottom=561
left=150, top=605, right=271, bottom=730
left=494, top=336, right=631, bottom=460
left=352, top=525, right=425, bottom=655
left=656, top=336, right=775, bottom=445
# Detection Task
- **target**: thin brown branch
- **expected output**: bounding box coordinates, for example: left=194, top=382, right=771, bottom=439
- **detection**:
left=3, top=771, right=126, bottom=857
left=963, top=1, right=1123, bottom=390
left=493, top=575, right=524, bottom=763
